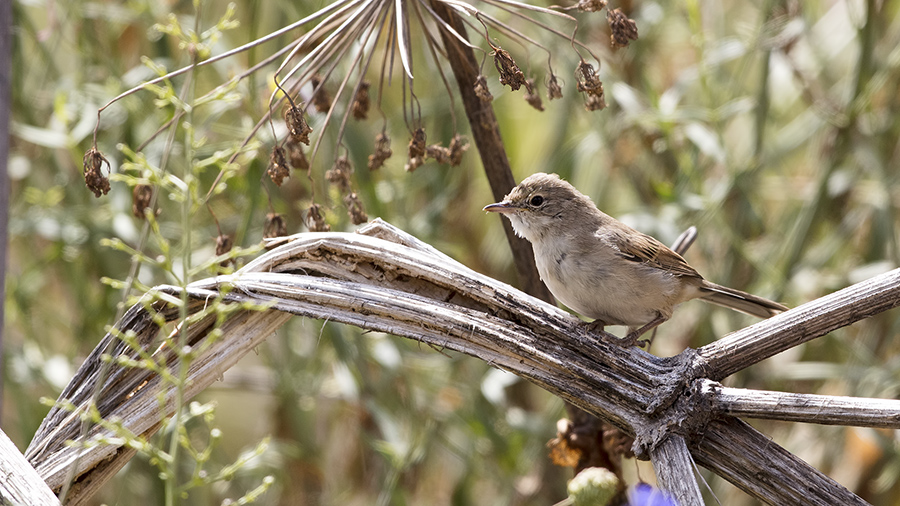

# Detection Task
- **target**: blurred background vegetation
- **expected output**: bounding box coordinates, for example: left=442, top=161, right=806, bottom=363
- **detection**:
left=7, top=0, right=900, bottom=504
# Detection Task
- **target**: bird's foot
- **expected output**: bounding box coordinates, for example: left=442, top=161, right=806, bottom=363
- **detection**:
left=585, top=321, right=649, bottom=348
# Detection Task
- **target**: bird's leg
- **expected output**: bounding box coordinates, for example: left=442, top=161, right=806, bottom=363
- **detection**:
left=584, top=319, right=622, bottom=343
left=618, top=313, right=668, bottom=348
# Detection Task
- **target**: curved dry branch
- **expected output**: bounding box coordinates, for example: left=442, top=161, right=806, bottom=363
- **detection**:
left=25, top=220, right=898, bottom=506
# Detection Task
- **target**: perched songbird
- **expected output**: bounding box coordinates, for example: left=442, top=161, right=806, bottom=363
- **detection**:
left=484, top=172, right=787, bottom=346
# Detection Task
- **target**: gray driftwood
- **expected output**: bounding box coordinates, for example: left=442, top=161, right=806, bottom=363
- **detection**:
left=20, top=219, right=900, bottom=505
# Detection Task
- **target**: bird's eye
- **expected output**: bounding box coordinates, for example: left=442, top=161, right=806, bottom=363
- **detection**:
left=529, top=195, right=544, bottom=206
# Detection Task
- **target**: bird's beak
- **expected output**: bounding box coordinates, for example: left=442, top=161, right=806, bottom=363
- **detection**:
left=483, top=201, right=518, bottom=214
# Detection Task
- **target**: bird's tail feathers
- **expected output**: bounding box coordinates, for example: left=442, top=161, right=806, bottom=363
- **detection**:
left=698, top=281, right=788, bottom=318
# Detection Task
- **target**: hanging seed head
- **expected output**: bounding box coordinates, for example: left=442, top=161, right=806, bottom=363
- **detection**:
left=426, top=144, right=451, bottom=165
left=448, top=134, right=468, bottom=166
left=306, top=203, right=331, bottom=232
left=215, top=233, right=233, bottom=257
left=573, top=0, right=607, bottom=12
left=524, top=79, right=545, bottom=111
left=408, top=128, right=426, bottom=159
left=132, top=184, right=155, bottom=219
left=310, top=75, right=332, bottom=113
left=344, top=192, right=368, bottom=225
left=284, top=105, right=313, bottom=145
left=547, top=418, right=581, bottom=468
left=326, top=155, right=353, bottom=194
left=368, top=132, right=392, bottom=171
left=493, top=48, right=526, bottom=91
left=575, top=61, right=607, bottom=111
left=547, top=73, right=563, bottom=100
left=83, top=147, right=111, bottom=198
left=268, top=146, right=290, bottom=186
left=263, top=213, right=287, bottom=239
left=405, top=156, right=424, bottom=172
left=474, top=74, right=493, bottom=102
left=286, top=140, right=309, bottom=171
left=608, top=9, right=639, bottom=48
left=352, top=81, right=371, bottom=120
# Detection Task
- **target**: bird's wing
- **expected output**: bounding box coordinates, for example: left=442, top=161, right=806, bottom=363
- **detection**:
left=601, top=225, right=702, bottom=279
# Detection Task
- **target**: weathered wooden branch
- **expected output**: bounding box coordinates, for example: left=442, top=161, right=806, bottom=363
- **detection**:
left=0, top=428, right=61, bottom=506
left=22, top=220, right=900, bottom=505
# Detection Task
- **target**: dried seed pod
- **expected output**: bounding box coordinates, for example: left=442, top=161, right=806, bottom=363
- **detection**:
left=306, top=203, right=331, bottom=232
left=575, top=61, right=607, bottom=111
left=286, top=140, right=309, bottom=171
left=426, top=144, right=451, bottom=165
left=547, top=73, right=563, bottom=100
left=474, top=74, right=493, bottom=102
left=310, top=75, right=332, bottom=113
left=344, top=192, right=368, bottom=225
left=268, top=146, right=290, bottom=186
left=573, top=0, right=607, bottom=12
left=351, top=81, right=370, bottom=120
left=408, top=128, right=426, bottom=159
left=132, top=184, right=154, bottom=219
left=215, top=233, right=234, bottom=267
left=368, top=133, right=392, bottom=171
left=608, top=8, right=639, bottom=48
left=447, top=134, right=468, bottom=167
left=493, top=48, right=526, bottom=91
left=284, top=105, right=313, bottom=145
left=83, top=148, right=111, bottom=198
left=406, top=128, right=426, bottom=171
left=326, top=156, right=353, bottom=193
left=547, top=418, right=581, bottom=468
left=524, top=79, right=545, bottom=111
left=263, top=213, right=287, bottom=239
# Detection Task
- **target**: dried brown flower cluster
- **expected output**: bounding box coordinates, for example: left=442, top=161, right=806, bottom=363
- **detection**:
left=352, top=81, right=370, bottom=120
left=263, top=213, right=287, bottom=239
left=429, top=134, right=468, bottom=166
left=284, top=104, right=312, bottom=145
left=326, top=156, right=353, bottom=193
left=493, top=48, right=526, bottom=91
left=215, top=233, right=233, bottom=258
left=547, top=74, right=563, bottom=100
left=524, top=79, right=544, bottom=111
left=406, top=128, right=427, bottom=172
left=132, top=184, right=155, bottom=219
left=286, top=140, right=309, bottom=171
left=576, top=61, right=607, bottom=111
left=608, top=8, right=639, bottom=48
left=310, top=75, right=331, bottom=113
left=83, top=148, right=111, bottom=198
left=267, top=146, right=290, bottom=186
left=573, top=0, right=608, bottom=12
left=368, top=133, right=392, bottom=170
left=474, top=74, right=493, bottom=102
left=344, top=193, right=368, bottom=225
left=305, top=203, right=331, bottom=232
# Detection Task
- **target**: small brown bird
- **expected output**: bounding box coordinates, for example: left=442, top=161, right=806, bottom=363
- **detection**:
left=484, top=172, right=787, bottom=346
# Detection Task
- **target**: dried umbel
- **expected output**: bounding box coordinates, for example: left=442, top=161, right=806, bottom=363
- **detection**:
left=474, top=74, right=493, bottom=102
left=284, top=105, right=312, bottom=145
left=426, top=144, right=451, bottom=165
left=576, top=61, right=607, bottom=111
left=447, top=134, right=468, bottom=166
left=306, top=203, right=331, bottom=232
left=267, top=146, right=290, bottom=186
left=132, top=184, right=155, bottom=219
left=263, top=213, right=287, bottom=239
left=493, top=48, right=526, bottom=91
left=524, top=79, right=544, bottom=111
left=368, top=133, right=392, bottom=171
left=547, top=73, right=563, bottom=100
left=310, top=75, right=332, bottom=113
left=286, top=140, right=309, bottom=171
left=608, top=9, right=639, bottom=48
left=344, top=192, right=368, bottom=225
left=352, top=81, right=370, bottom=120
left=83, top=148, right=111, bottom=198
left=326, top=156, right=353, bottom=193
left=406, top=128, right=426, bottom=172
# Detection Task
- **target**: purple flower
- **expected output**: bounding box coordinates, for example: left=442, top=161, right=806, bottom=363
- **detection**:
left=629, top=483, right=679, bottom=506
